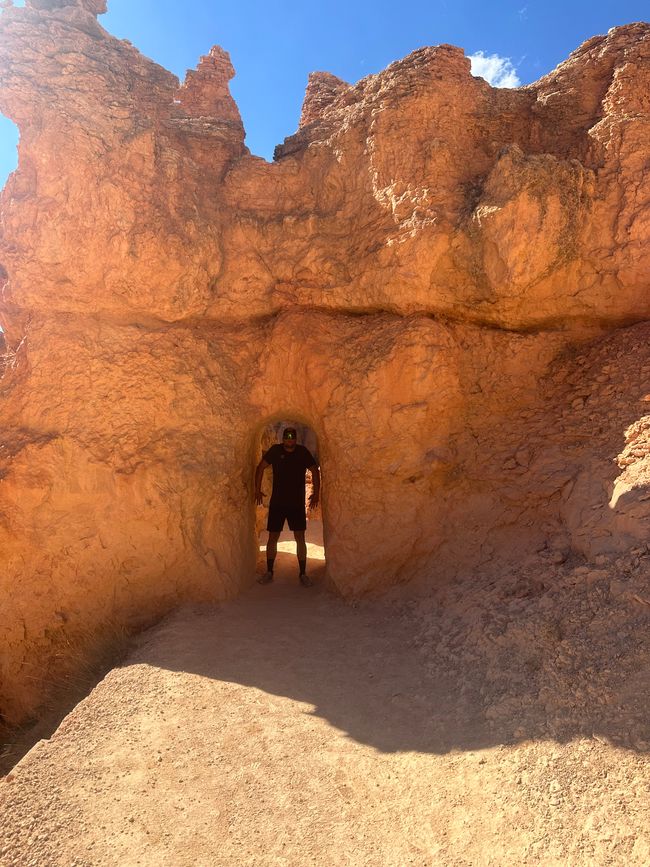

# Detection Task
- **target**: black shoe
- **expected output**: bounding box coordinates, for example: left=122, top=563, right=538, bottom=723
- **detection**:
left=257, top=571, right=274, bottom=585
left=299, top=573, right=313, bottom=587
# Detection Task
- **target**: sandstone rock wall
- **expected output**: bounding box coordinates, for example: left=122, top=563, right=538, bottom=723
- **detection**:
left=0, top=2, right=648, bottom=724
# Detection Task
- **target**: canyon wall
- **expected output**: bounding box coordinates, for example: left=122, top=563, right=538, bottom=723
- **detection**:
left=0, top=0, right=648, bottom=723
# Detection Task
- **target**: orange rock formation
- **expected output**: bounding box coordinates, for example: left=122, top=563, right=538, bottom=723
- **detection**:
left=0, top=0, right=648, bottom=723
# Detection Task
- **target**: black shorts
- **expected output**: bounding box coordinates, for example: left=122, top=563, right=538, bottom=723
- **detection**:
left=267, top=502, right=307, bottom=533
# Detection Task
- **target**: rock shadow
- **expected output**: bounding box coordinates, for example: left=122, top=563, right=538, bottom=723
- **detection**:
left=129, top=566, right=650, bottom=755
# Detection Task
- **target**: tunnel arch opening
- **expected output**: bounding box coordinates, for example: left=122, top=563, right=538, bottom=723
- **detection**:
left=251, top=415, right=327, bottom=586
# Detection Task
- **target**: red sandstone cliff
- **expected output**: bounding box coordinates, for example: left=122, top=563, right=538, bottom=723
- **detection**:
left=0, top=3, right=648, bottom=724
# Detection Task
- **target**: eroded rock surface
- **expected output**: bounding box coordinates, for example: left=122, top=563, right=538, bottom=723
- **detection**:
left=0, top=3, right=648, bottom=724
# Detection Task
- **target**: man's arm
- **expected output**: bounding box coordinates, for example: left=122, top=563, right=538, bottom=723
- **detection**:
left=255, top=459, right=270, bottom=505
left=308, top=465, right=320, bottom=510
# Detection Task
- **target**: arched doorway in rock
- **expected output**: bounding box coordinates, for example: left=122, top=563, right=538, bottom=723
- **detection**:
left=253, top=418, right=326, bottom=584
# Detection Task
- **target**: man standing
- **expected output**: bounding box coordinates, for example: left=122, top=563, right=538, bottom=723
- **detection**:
left=255, top=427, right=320, bottom=586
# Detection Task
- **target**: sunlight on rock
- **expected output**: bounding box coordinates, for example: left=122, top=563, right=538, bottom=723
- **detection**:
left=259, top=541, right=326, bottom=561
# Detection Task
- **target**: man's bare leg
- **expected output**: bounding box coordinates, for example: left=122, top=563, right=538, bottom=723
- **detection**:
left=258, top=531, right=280, bottom=584
left=294, top=531, right=312, bottom=586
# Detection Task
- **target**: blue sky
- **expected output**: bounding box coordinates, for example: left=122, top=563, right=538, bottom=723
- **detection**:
left=0, top=0, right=648, bottom=185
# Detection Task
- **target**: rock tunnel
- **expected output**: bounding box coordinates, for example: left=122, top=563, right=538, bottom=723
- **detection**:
left=0, top=1, right=649, bottom=725
left=253, top=419, right=325, bottom=581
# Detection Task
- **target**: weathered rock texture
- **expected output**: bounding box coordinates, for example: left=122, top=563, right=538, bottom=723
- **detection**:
left=0, top=2, right=648, bottom=723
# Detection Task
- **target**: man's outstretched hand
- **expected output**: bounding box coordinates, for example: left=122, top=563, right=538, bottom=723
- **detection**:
left=255, top=491, right=264, bottom=506
left=308, top=493, right=319, bottom=511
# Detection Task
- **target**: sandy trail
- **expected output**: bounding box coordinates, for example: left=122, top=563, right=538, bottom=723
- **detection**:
left=256, top=517, right=328, bottom=585
left=1, top=548, right=649, bottom=865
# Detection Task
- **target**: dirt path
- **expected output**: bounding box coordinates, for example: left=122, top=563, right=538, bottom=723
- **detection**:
left=1, top=559, right=649, bottom=865
left=255, top=517, right=328, bottom=585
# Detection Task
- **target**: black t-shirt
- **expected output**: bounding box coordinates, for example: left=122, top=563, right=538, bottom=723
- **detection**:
left=263, top=444, right=317, bottom=507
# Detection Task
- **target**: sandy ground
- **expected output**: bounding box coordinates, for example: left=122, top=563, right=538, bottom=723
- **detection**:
left=1, top=531, right=649, bottom=866
left=256, top=517, right=328, bottom=583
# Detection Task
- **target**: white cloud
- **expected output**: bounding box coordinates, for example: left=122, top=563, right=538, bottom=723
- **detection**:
left=469, top=51, right=521, bottom=88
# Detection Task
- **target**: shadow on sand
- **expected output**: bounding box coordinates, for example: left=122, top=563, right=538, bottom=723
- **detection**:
left=130, top=577, right=650, bottom=757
